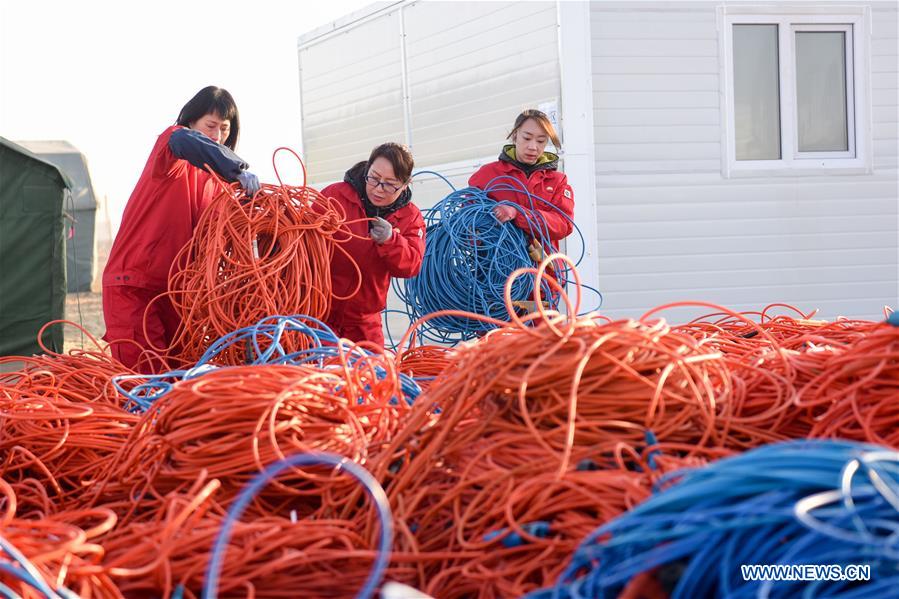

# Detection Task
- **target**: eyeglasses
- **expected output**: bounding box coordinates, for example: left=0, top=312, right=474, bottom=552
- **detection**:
left=364, top=174, right=403, bottom=194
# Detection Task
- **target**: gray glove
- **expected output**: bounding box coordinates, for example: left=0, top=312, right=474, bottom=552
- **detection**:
left=370, top=216, right=395, bottom=244
left=237, top=170, right=261, bottom=197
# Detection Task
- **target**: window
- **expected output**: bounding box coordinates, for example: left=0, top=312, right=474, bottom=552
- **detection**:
left=720, top=7, right=870, bottom=175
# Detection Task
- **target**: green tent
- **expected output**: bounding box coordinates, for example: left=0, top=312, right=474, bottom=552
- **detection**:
left=18, top=140, right=99, bottom=292
left=0, top=136, right=69, bottom=356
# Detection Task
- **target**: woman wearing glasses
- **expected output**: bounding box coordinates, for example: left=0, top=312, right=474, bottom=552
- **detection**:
left=321, top=143, right=425, bottom=347
left=469, top=109, right=574, bottom=252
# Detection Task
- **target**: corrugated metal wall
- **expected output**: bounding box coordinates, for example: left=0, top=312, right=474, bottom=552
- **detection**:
left=402, top=1, right=559, bottom=169
left=298, top=10, right=405, bottom=184
left=872, top=6, right=899, bottom=171
left=590, top=1, right=898, bottom=321
left=299, top=0, right=560, bottom=209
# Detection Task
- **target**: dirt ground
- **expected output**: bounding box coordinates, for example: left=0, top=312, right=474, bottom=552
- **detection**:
left=63, top=291, right=106, bottom=352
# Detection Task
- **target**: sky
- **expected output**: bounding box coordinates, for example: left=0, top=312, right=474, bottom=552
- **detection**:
left=0, top=0, right=374, bottom=235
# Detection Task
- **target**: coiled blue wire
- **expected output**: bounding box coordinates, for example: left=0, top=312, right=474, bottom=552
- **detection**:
left=113, top=315, right=421, bottom=411
left=526, top=440, right=899, bottom=599
left=202, top=451, right=393, bottom=599
left=393, top=171, right=600, bottom=345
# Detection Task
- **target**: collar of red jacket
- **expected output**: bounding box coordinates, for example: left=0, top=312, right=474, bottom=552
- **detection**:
left=498, top=144, right=559, bottom=176
left=343, top=160, right=413, bottom=219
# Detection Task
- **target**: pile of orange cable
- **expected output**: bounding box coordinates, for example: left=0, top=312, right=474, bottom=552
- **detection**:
left=1, top=251, right=897, bottom=597
left=163, top=151, right=359, bottom=368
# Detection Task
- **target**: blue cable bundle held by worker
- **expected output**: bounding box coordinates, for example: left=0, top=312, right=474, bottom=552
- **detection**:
left=392, top=109, right=596, bottom=344
left=395, top=181, right=572, bottom=344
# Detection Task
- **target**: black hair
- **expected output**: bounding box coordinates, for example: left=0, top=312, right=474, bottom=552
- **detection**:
left=176, top=86, right=240, bottom=150
left=367, top=142, right=414, bottom=183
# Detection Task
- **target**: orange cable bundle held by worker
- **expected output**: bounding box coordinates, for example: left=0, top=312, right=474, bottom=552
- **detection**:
left=164, top=148, right=350, bottom=367
left=102, top=86, right=261, bottom=373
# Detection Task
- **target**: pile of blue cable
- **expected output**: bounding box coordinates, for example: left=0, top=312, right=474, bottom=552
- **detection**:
left=113, top=315, right=421, bottom=411
left=527, top=439, right=899, bottom=599
left=396, top=185, right=559, bottom=344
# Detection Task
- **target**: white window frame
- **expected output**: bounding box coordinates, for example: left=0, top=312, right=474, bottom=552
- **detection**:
left=791, top=23, right=855, bottom=159
left=718, top=5, right=872, bottom=177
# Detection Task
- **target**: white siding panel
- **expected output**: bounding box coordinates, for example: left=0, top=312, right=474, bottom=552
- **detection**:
left=596, top=142, right=719, bottom=161
left=595, top=178, right=898, bottom=205
left=592, top=8, right=716, bottom=23
left=872, top=11, right=898, bottom=38
left=602, top=247, right=895, bottom=275
left=595, top=91, right=719, bottom=109
left=873, top=105, right=899, bottom=124
left=598, top=197, right=896, bottom=221
left=872, top=54, right=898, bottom=73
left=600, top=266, right=895, bottom=293
left=873, top=88, right=898, bottom=107
left=596, top=159, right=721, bottom=175
left=872, top=38, right=898, bottom=56
left=590, top=5, right=720, bottom=178
left=593, top=38, right=718, bottom=57
left=404, top=1, right=559, bottom=167
left=596, top=125, right=720, bottom=143
left=596, top=108, right=719, bottom=127
left=872, top=71, right=898, bottom=90
left=300, top=10, right=404, bottom=184
left=875, top=141, right=899, bottom=161
left=594, top=56, right=719, bottom=74
left=871, top=5, right=898, bottom=175
left=602, top=231, right=898, bottom=258
left=593, top=20, right=716, bottom=40
left=590, top=3, right=898, bottom=321
left=594, top=74, right=719, bottom=91
left=599, top=214, right=892, bottom=240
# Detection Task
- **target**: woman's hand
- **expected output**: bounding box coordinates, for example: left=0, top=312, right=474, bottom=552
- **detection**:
left=370, top=217, right=395, bottom=244
left=492, top=204, right=518, bottom=223
left=237, top=170, right=261, bottom=196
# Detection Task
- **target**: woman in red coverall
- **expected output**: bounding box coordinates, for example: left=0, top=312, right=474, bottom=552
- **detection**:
left=103, top=86, right=260, bottom=371
left=321, top=143, right=425, bottom=347
left=469, top=109, right=574, bottom=252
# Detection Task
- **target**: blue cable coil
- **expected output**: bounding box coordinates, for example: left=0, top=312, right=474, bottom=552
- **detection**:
left=113, top=315, right=421, bottom=412
left=525, top=439, right=899, bottom=599
left=202, top=451, right=393, bottom=599
left=392, top=171, right=600, bottom=345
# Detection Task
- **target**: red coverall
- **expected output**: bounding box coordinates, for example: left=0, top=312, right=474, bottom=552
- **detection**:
left=102, top=125, right=217, bottom=370
left=320, top=181, right=425, bottom=346
left=468, top=148, right=575, bottom=249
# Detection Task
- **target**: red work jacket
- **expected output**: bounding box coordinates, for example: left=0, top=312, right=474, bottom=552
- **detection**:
left=103, top=125, right=217, bottom=291
left=468, top=150, right=574, bottom=248
left=321, top=181, right=425, bottom=345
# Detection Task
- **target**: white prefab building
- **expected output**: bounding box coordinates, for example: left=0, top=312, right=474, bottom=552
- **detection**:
left=297, top=0, right=899, bottom=323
